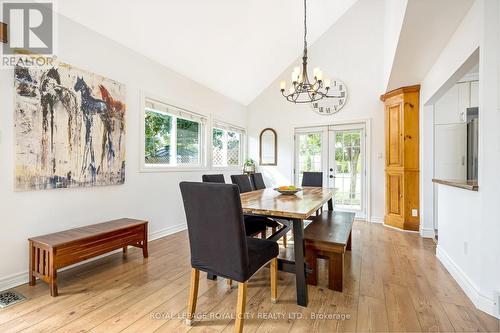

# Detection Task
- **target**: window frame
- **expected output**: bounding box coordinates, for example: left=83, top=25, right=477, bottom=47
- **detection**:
left=210, top=120, right=246, bottom=170
left=140, top=94, right=208, bottom=172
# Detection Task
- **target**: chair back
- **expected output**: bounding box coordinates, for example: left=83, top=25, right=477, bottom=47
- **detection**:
left=179, top=182, right=249, bottom=279
left=250, top=173, right=266, bottom=190
left=301, top=172, right=323, bottom=187
left=231, top=174, right=254, bottom=193
left=202, top=174, right=225, bottom=183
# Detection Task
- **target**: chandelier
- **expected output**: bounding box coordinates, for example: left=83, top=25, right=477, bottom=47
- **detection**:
left=280, top=0, right=335, bottom=104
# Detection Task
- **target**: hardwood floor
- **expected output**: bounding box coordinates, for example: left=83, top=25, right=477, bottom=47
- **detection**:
left=2, top=221, right=499, bottom=332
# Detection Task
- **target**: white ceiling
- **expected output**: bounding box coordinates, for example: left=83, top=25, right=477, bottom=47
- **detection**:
left=386, top=0, right=474, bottom=91
left=55, top=0, right=358, bottom=105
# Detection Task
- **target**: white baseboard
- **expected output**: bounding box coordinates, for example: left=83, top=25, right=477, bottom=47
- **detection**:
left=149, top=223, right=187, bottom=241
left=370, top=216, right=384, bottom=223
left=0, top=222, right=187, bottom=293
left=436, top=246, right=500, bottom=319
left=419, top=227, right=435, bottom=239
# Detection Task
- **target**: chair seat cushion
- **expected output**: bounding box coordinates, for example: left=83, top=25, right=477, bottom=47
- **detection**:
left=245, top=237, right=279, bottom=280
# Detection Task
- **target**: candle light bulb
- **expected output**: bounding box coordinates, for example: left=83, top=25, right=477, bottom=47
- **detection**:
left=317, top=70, right=323, bottom=81
left=280, top=81, right=286, bottom=90
left=324, top=79, right=331, bottom=88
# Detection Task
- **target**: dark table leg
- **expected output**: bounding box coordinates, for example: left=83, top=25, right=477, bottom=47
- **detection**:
left=292, top=218, right=308, bottom=307
left=328, top=198, right=333, bottom=211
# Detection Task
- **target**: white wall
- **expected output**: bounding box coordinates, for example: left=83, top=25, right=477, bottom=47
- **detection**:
left=383, top=0, right=408, bottom=91
left=0, top=13, right=246, bottom=289
left=247, top=0, right=386, bottom=222
left=421, top=0, right=500, bottom=319
left=419, top=0, right=481, bottom=238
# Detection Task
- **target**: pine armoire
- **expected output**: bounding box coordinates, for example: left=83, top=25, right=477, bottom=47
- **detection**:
left=380, top=85, right=420, bottom=231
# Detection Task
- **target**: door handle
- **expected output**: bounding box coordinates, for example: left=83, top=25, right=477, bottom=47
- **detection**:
left=329, top=168, right=333, bottom=172
left=329, top=175, right=334, bottom=179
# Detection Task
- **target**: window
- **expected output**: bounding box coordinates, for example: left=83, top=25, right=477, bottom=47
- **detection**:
left=143, top=98, right=206, bottom=169
left=212, top=121, right=245, bottom=168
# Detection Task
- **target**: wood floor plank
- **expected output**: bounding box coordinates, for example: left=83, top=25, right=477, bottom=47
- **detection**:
left=356, top=295, right=389, bottom=332
left=383, top=282, right=422, bottom=332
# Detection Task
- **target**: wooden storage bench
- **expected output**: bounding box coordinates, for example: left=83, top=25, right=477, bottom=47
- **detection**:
left=304, top=211, right=354, bottom=291
left=28, top=218, right=148, bottom=296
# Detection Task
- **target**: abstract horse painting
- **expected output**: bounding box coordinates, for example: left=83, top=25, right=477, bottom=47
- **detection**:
left=14, top=58, right=126, bottom=191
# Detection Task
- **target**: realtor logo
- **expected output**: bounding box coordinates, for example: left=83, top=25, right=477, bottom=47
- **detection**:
left=2, top=1, right=53, bottom=55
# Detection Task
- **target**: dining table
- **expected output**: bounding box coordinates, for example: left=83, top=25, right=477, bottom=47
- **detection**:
left=239, top=186, right=334, bottom=307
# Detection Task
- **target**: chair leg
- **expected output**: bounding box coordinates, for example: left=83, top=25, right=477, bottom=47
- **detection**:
left=270, top=258, right=278, bottom=303
left=186, top=268, right=200, bottom=326
left=282, top=233, right=287, bottom=248
left=235, top=282, right=247, bottom=333
left=227, top=279, right=233, bottom=288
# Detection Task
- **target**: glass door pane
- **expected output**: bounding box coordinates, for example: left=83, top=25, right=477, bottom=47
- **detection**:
left=294, top=131, right=324, bottom=186
left=329, top=127, right=365, bottom=215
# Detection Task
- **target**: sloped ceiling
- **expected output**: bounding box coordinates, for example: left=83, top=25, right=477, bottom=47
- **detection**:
left=55, top=0, right=358, bottom=105
left=386, top=0, right=474, bottom=92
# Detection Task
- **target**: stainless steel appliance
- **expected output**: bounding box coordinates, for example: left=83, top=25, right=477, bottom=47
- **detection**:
left=466, top=107, right=478, bottom=181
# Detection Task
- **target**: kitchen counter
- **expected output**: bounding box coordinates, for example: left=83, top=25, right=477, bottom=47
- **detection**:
left=432, top=178, right=479, bottom=191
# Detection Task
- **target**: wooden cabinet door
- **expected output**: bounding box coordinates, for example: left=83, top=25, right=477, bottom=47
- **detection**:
left=386, top=102, right=403, bottom=168
left=386, top=171, right=404, bottom=227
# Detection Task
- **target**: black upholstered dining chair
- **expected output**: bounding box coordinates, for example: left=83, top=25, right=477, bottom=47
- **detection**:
left=202, top=174, right=266, bottom=237
left=301, top=171, right=323, bottom=187
left=202, top=174, right=226, bottom=183
left=250, top=172, right=266, bottom=190
left=302, top=172, right=324, bottom=216
left=231, top=174, right=281, bottom=239
left=230, top=174, right=255, bottom=193
left=179, top=182, right=279, bottom=333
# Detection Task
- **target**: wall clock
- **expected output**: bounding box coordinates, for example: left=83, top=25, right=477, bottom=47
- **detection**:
left=311, top=79, right=348, bottom=115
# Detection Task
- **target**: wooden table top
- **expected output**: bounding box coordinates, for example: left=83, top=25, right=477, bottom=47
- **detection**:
left=29, top=218, right=148, bottom=247
left=240, top=187, right=334, bottom=220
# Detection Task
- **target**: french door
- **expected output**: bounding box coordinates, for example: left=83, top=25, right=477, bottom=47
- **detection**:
left=294, top=123, right=367, bottom=218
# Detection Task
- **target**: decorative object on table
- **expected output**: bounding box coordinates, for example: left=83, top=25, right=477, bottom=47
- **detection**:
left=274, top=185, right=303, bottom=195
left=0, top=22, right=7, bottom=43
left=259, top=128, right=277, bottom=166
left=242, top=158, right=256, bottom=174
left=279, top=0, right=347, bottom=109
left=14, top=57, right=126, bottom=191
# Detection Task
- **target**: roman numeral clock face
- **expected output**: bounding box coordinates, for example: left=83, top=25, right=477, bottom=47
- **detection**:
left=311, top=80, right=348, bottom=115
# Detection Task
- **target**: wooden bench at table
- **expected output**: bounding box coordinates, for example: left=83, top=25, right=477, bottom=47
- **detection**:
left=28, top=218, right=148, bottom=296
left=304, top=211, right=354, bottom=291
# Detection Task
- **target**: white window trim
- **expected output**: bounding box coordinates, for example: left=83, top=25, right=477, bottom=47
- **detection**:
left=210, top=119, right=246, bottom=171
left=140, top=92, right=209, bottom=172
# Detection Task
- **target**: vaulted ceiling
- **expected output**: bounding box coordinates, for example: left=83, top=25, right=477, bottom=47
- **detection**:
left=386, top=0, right=474, bottom=91
left=56, top=0, right=358, bottom=105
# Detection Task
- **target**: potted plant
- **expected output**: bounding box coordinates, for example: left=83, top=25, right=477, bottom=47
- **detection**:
left=243, top=158, right=256, bottom=174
